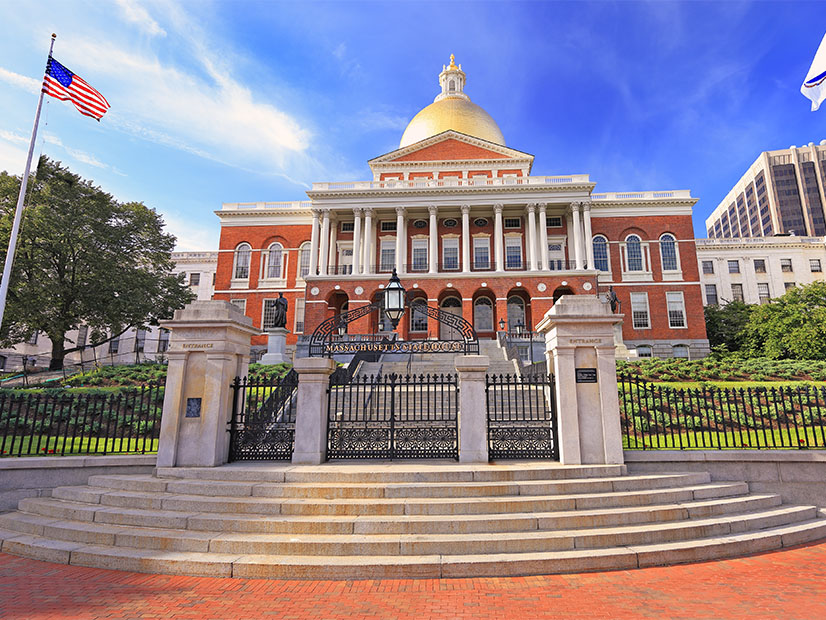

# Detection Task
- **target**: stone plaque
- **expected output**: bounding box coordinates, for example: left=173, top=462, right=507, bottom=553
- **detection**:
left=185, top=397, right=202, bottom=418
left=575, top=368, right=597, bottom=383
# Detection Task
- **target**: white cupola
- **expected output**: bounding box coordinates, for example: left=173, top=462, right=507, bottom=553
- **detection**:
left=434, top=54, right=469, bottom=103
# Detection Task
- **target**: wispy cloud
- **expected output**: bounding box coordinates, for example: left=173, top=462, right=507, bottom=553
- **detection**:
left=0, top=129, right=28, bottom=145
left=163, top=212, right=218, bottom=251
left=0, top=67, right=40, bottom=94
left=114, top=0, right=166, bottom=37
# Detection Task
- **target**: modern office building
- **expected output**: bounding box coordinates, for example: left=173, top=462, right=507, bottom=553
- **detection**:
left=706, top=142, right=826, bottom=239
left=214, top=57, right=710, bottom=359
left=697, top=235, right=826, bottom=306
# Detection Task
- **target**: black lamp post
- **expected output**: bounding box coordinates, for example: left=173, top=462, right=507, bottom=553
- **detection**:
left=515, top=321, right=524, bottom=337
left=383, top=269, right=406, bottom=329
left=499, top=318, right=506, bottom=332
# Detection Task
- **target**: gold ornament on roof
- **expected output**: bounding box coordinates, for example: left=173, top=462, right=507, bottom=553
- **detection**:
left=448, top=54, right=457, bottom=69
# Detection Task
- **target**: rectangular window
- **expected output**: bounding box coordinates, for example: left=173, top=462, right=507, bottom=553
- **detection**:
left=340, top=221, right=354, bottom=232
left=705, top=284, right=718, bottom=305
left=379, top=240, right=395, bottom=272
left=380, top=220, right=397, bottom=232
left=230, top=299, right=246, bottom=314
left=473, top=237, right=490, bottom=269
left=442, top=238, right=459, bottom=270
left=77, top=325, right=88, bottom=348
left=781, top=258, right=793, bottom=273
left=294, top=298, right=305, bottom=333
left=410, top=301, right=428, bottom=332
left=785, top=281, right=796, bottom=291
left=731, top=283, right=744, bottom=302
left=135, top=329, right=147, bottom=353
left=27, top=332, right=38, bottom=345
left=108, top=335, right=119, bottom=354
left=158, top=329, right=170, bottom=353
left=728, top=260, right=740, bottom=274
left=504, top=217, right=521, bottom=229
left=811, top=259, right=822, bottom=272
left=299, top=246, right=311, bottom=278
left=754, top=259, right=766, bottom=273
left=757, top=283, right=770, bottom=304
left=701, top=260, right=714, bottom=275
left=411, top=239, right=428, bottom=271
left=629, top=292, right=650, bottom=329
left=666, top=292, right=687, bottom=328
left=189, top=272, right=201, bottom=286
left=505, top=237, right=522, bottom=269
left=262, top=299, right=279, bottom=329
left=547, top=216, right=562, bottom=228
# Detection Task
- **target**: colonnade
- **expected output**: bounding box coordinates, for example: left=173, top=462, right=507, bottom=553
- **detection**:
left=308, top=200, right=594, bottom=276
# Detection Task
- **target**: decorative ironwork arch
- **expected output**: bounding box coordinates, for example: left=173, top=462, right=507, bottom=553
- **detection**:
left=309, top=294, right=479, bottom=357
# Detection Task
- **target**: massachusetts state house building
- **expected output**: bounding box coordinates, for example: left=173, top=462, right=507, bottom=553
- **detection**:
left=214, top=56, right=710, bottom=359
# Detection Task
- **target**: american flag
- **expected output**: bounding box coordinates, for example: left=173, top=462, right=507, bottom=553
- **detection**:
left=42, top=57, right=110, bottom=121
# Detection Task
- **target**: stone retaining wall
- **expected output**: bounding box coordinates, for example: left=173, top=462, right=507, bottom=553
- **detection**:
left=0, top=455, right=156, bottom=513
left=625, top=450, right=826, bottom=507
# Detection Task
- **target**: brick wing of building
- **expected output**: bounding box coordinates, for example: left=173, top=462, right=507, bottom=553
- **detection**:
left=215, top=56, right=709, bottom=359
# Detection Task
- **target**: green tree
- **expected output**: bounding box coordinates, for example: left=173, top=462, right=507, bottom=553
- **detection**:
left=0, top=156, right=194, bottom=369
left=743, top=281, right=826, bottom=359
left=703, top=300, right=755, bottom=353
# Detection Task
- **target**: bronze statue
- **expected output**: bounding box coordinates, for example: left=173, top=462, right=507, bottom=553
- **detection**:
left=607, top=286, right=620, bottom=314
left=273, top=292, right=288, bottom=328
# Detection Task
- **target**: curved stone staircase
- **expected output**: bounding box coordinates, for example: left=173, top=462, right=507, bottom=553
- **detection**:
left=1, top=462, right=824, bottom=580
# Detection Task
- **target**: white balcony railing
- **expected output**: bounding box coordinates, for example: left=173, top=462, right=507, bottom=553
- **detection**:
left=221, top=201, right=312, bottom=211
left=590, top=190, right=693, bottom=201
left=311, top=174, right=592, bottom=192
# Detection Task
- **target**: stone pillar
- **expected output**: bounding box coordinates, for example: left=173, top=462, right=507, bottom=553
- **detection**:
left=583, top=201, right=594, bottom=270
left=363, top=208, right=374, bottom=274
left=527, top=203, right=538, bottom=271
left=428, top=205, right=438, bottom=274
left=395, top=206, right=406, bottom=274
left=309, top=210, right=320, bottom=276
left=461, top=204, right=471, bottom=273
left=455, top=355, right=490, bottom=462
left=494, top=203, right=504, bottom=272
left=535, top=295, right=624, bottom=465
left=291, top=357, right=337, bottom=464
left=157, top=301, right=258, bottom=468
left=352, top=207, right=363, bottom=275
left=318, top=209, right=331, bottom=276
left=260, top=327, right=289, bottom=364
left=571, top=202, right=584, bottom=270
left=538, top=203, right=549, bottom=271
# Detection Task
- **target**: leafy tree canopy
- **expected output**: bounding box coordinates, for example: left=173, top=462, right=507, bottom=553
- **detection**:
left=703, top=300, right=755, bottom=354
left=0, top=156, right=194, bottom=368
left=743, top=280, right=826, bottom=360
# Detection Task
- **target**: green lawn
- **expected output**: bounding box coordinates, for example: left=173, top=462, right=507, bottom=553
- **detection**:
left=0, top=435, right=158, bottom=457
left=623, top=426, right=825, bottom=450
left=648, top=380, right=826, bottom=391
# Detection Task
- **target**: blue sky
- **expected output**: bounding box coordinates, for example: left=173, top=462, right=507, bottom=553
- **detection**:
left=0, top=1, right=824, bottom=248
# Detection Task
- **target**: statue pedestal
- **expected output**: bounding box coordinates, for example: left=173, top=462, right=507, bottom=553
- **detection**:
left=613, top=322, right=635, bottom=359
left=260, top=327, right=290, bottom=364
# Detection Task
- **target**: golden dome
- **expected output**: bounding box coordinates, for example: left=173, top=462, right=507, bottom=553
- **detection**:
left=399, top=97, right=506, bottom=148
left=399, top=56, right=505, bottom=148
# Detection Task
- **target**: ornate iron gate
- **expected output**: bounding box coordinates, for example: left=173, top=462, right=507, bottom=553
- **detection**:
left=326, top=373, right=459, bottom=459
left=228, top=371, right=298, bottom=460
left=486, top=373, right=558, bottom=460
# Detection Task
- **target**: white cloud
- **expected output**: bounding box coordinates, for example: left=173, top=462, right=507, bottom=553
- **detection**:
left=43, top=133, right=110, bottom=170
left=114, top=0, right=166, bottom=37
left=0, top=67, right=40, bottom=94
left=0, top=130, right=28, bottom=145
left=0, top=138, right=27, bottom=175
left=163, top=212, right=218, bottom=251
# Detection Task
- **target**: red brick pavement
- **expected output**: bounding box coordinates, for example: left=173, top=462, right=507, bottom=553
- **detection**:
left=1, top=544, right=825, bottom=619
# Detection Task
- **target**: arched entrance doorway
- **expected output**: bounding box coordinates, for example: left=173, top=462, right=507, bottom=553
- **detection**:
left=440, top=296, right=462, bottom=340
left=507, top=295, right=527, bottom=332
left=552, top=286, right=574, bottom=304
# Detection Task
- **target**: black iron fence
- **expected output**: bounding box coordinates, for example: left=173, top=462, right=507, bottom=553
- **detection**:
left=327, top=372, right=459, bottom=459
left=229, top=371, right=298, bottom=461
left=0, top=383, right=164, bottom=457
left=486, top=373, right=558, bottom=459
left=620, top=374, right=826, bottom=450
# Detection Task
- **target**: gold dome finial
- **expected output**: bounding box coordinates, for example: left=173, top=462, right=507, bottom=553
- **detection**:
left=448, top=54, right=457, bottom=69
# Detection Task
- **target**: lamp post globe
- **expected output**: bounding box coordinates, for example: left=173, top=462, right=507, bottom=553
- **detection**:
left=499, top=318, right=506, bottom=332
left=384, top=268, right=406, bottom=329
left=515, top=321, right=524, bottom=336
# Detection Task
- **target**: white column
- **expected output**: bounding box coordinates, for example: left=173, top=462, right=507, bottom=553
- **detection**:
left=583, top=201, right=594, bottom=270
left=395, top=206, right=406, bottom=274
left=328, top=217, right=337, bottom=273
left=309, top=210, right=320, bottom=276
left=362, top=208, right=374, bottom=274
left=455, top=355, right=490, bottom=462
left=461, top=204, right=471, bottom=273
left=428, top=205, right=438, bottom=274
left=494, top=203, right=504, bottom=272
left=538, top=203, right=549, bottom=272
left=352, top=207, right=363, bottom=275
left=571, top=202, right=584, bottom=270
left=527, top=203, right=538, bottom=271
left=318, top=209, right=330, bottom=276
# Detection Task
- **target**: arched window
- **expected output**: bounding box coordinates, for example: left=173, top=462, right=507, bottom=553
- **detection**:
left=410, top=298, right=428, bottom=332
left=592, top=235, right=609, bottom=272
left=265, top=242, right=284, bottom=279
left=660, top=234, right=678, bottom=271
left=298, top=242, right=311, bottom=278
left=448, top=79, right=456, bottom=92
left=626, top=235, right=643, bottom=271
left=507, top=296, right=526, bottom=332
left=672, top=344, right=690, bottom=359
left=233, top=243, right=251, bottom=280
left=636, top=345, right=653, bottom=358
left=474, top=297, right=494, bottom=332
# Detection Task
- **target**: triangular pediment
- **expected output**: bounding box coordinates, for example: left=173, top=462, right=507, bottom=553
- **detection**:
left=369, top=131, right=533, bottom=165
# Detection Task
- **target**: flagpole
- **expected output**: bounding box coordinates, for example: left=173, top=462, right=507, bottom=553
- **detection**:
left=0, top=33, right=56, bottom=331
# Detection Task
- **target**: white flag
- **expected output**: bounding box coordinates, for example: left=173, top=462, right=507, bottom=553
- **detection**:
left=802, top=32, right=826, bottom=111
